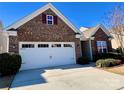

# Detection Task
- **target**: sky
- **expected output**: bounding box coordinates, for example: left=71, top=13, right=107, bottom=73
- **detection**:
left=0, top=2, right=123, bottom=29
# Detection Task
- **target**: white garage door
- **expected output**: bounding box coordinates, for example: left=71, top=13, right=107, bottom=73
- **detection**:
left=19, top=42, right=76, bottom=70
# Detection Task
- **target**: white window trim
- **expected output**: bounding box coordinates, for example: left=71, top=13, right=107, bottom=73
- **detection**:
left=97, top=41, right=108, bottom=53
left=46, top=15, right=54, bottom=25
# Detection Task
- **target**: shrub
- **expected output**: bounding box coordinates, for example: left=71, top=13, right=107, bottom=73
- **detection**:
left=96, top=58, right=117, bottom=67
left=0, top=53, right=22, bottom=76
left=94, top=53, right=123, bottom=62
left=116, top=56, right=124, bottom=63
left=116, top=47, right=123, bottom=54
left=105, top=58, right=117, bottom=67
left=77, top=56, right=89, bottom=65
left=96, top=59, right=105, bottom=67
left=115, top=59, right=122, bottom=65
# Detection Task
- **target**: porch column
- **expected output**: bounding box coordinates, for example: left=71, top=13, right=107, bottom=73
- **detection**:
left=89, top=38, right=93, bottom=60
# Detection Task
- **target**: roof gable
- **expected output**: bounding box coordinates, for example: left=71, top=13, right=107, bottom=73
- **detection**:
left=93, top=28, right=109, bottom=38
left=81, top=24, right=111, bottom=39
left=4, top=3, right=80, bottom=33
left=90, top=24, right=111, bottom=37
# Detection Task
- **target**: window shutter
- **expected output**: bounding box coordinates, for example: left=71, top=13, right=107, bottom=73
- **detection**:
left=54, top=16, right=58, bottom=25
left=42, top=13, right=46, bottom=24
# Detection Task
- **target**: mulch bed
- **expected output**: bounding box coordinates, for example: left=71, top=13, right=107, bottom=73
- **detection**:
left=99, top=64, right=124, bottom=75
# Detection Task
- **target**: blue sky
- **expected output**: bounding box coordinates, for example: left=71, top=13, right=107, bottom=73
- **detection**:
left=0, top=2, right=123, bottom=29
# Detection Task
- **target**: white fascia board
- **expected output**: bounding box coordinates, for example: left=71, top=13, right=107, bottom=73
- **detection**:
left=7, top=31, right=17, bottom=36
left=80, top=36, right=89, bottom=41
left=75, top=34, right=81, bottom=38
left=5, top=3, right=80, bottom=34
left=79, top=32, right=87, bottom=41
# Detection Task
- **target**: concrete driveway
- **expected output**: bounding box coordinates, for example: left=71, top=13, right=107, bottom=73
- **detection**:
left=10, top=63, right=124, bottom=90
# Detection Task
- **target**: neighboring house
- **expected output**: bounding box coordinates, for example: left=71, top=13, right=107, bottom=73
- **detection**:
left=4, top=3, right=113, bottom=70
left=0, top=31, right=8, bottom=53
left=4, top=3, right=82, bottom=70
left=110, top=31, right=124, bottom=50
left=110, top=33, right=120, bottom=50
left=80, top=24, right=113, bottom=60
left=0, top=21, right=8, bottom=53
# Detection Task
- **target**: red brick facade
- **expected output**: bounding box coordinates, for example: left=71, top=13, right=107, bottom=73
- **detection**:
left=91, top=28, right=112, bottom=56
left=9, top=9, right=82, bottom=59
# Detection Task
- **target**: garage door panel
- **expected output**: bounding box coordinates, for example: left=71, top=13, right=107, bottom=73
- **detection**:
left=20, top=48, right=51, bottom=70
left=19, top=42, right=76, bottom=70
left=35, top=48, right=51, bottom=67
left=51, top=48, right=75, bottom=66
left=62, top=44, right=75, bottom=64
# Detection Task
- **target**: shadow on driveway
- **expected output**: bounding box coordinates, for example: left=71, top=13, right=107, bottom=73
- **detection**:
left=45, top=62, right=95, bottom=70
left=11, top=69, right=47, bottom=88
left=11, top=63, right=95, bottom=89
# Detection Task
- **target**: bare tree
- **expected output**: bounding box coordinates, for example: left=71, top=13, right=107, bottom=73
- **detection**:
left=104, top=4, right=124, bottom=55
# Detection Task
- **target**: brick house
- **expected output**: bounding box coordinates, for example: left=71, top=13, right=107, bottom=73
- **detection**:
left=4, top=3, right=82, bottom=70
left=4, top=3, right=112, bottom=70
left=80, top=24, right=113, bottom=60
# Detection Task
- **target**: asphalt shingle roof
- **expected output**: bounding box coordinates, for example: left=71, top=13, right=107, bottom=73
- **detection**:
left=82, top=25, right=99, bottom=38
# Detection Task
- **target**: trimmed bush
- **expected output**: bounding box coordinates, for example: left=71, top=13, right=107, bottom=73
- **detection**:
left=96, top=58, right=117, bottom=67
left=94, top=53, right=123, bottom=62
left=0, top=53, right=22, bottom=76
left=96, top=59, right=105, bottom=67
left=77, top=56, right=89, bottom=65
left=105, top=59, right=117, bottom=67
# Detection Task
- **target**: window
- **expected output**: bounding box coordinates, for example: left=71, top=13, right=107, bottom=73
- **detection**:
left=46, top=15, right=54, bottom=25
left=38, top=44, right=49, bottom=48
left=96, top=41, right=108, bottom=53
left=22, top=44, right=34, bottom=48
left=64, top=44, right=72, bottom=48
left=52, top=44, right=61, bottom=48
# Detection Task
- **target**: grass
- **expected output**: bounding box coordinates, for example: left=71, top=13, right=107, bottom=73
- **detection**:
left=0, top=75, right=14, bottom=90
left=102, top=64, right=124, bottom=75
